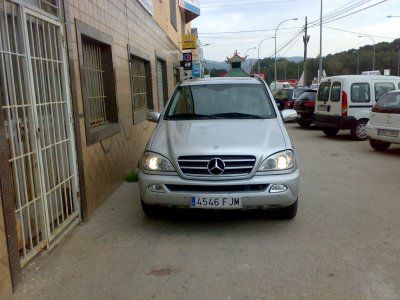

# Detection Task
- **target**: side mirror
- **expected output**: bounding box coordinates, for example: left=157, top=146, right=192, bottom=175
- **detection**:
left=146, top=111, right=161, bottom=123
left=281, top=109, right=298, bottom=123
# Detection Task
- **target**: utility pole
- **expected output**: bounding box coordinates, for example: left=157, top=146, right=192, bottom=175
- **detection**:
left=302, top=17, right=309, bottom=86
left=297, top=62, right=300, bottom=80
left=397, top=46, right=400, bottom=76
left=318, top=0, right=323, bottom=83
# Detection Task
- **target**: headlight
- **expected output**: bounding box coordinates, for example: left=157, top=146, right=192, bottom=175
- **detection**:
left=258, top=150, right=295, bottom=171
left=142, top=151, right=175, bottom=172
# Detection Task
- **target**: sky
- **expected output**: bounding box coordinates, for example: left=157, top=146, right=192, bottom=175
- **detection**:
left=191, top=0, right=400, bottom=62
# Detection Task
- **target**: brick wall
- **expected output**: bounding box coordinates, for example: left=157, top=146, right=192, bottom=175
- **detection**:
left=66, top=0, right=185, bottom=215
left=0, top=192, right=12, bottom=299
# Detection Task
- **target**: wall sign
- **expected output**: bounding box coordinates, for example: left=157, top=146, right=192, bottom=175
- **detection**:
left=183, top=52, right=192, bottom=70
left=192, top=63, right=201, bottom=77
left=182, top=34, right=197, bottom=50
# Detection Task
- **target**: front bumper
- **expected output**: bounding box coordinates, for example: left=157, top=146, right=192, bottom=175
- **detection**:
left=139, top=170, right=300, bottom=209
left=366, top=123, right=400, bottom=143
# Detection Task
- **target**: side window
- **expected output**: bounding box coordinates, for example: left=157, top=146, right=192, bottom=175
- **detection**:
left=374, top=82, right=395, bottom=101
left=351, top=83, right=370, bottom=103
left=330, top=81, right=341, bottom=102
left=317, top=82, right=330, bottom=101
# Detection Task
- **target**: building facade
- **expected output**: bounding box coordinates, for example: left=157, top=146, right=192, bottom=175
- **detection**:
left=0, top=0, right=199, bottom=294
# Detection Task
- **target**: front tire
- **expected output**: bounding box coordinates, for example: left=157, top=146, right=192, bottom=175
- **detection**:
left=275, top=199, right=298, bottom=219
left=370, top=139, right=391, bottom=151
left=351, top=119, right=368, bottom=141
left=141, top=199, right=159, bottom=218
left=322, top=127, right=339, bottom=136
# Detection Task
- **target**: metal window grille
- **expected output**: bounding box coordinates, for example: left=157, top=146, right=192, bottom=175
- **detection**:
left=130, top=58, right=148, bottom=112
left=0, top=0, right=79, bottom=266
left=82, top=40, right=108, bottom=127
left=173, top=67, right=180, bottom=85
left=38, top=0, right=60, bottom=17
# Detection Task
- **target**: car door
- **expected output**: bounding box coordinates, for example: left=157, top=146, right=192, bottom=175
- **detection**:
left=315, top=80, right=342, bottom=116
left=315, top=81, right=331, bottom=114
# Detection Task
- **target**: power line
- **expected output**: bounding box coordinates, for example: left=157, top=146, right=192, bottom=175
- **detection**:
left=308, top=0, right=373, bottom=26
left=315, top=0, right=388, bottom=25
left=323, top=26, right=395, bottom=40
left=202, top=0, right=301, bottom=8
left=198, top=26, right=302, bottom=35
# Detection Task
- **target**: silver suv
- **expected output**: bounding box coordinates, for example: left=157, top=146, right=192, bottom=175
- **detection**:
left=139, top=77, right=300, bottom=219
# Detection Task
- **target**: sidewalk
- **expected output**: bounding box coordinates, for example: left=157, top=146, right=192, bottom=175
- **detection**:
left=14, top=182, right=150, bottom=299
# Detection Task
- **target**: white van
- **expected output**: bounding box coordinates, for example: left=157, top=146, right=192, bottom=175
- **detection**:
left=314, top=75, right=400, bottom=140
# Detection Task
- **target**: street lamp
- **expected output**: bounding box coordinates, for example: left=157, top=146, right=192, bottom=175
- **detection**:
left=358, top=35, right=376, bottom=70
left=245, top=47, right=256, bottom=57
left=257, top=36, right=275, bottom=74
left=274, top=18, right=297, bottom=90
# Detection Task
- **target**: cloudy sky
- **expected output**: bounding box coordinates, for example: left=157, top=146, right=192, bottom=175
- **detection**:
left=191, top=0, right=400, bottom=62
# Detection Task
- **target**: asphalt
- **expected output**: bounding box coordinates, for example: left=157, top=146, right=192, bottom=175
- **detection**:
left=13, top=123, right=400, bottom=300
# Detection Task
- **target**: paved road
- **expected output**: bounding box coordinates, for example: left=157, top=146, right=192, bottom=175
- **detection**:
left=15, top=124, right=400, bottom=299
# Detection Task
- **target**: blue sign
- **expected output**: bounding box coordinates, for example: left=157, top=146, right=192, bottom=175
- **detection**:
left=192, top=63, right=201, bottom=77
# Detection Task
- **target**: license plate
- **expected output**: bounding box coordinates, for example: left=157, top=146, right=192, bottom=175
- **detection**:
left=377, top=129, right=399, bottom=137
left=190, top=196, right=242, bottom=209
left=318, top=105, right=326, bottom=111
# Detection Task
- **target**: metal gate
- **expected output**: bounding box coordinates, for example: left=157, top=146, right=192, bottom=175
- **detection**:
left=0, top=1, right=80, bottom=266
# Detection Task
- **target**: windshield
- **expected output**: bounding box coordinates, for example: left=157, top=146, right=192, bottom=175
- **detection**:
left=165, top=84, right=276, bottom=120
left=298, top=91, right=317, bottom=101
left=293, top=89, right=306, bottom=99
left=373, top=91, right=400, bottom=114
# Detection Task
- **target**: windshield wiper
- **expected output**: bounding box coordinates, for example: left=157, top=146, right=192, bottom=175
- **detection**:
left=211, top=112, right=265, bottom=119
left=166, top=113, right=216, bottom=120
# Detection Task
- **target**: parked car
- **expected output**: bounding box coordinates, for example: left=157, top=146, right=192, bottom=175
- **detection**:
left=139, top=77, right=300, bottom=219
left=273, top=88, right=294, bottom=110
left=294, top=89, right=317, bottom=128
left=269, top=81, right=291, bottom=92
left=285, top=87, right=308, bottom=110
left=314, top=75, right=400, bottom=140
left=366, top=90, right=400, bottom=151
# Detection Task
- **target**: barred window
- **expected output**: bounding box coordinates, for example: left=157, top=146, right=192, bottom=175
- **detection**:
left=130, top=55, right=153, bottom=123
left=174, top=66, right=180, bottom=86
left=131, top=59, right=147, bottom=111
left=83, top=40, right=108, bottom=127
left=77, top=20, right=120, bottom=145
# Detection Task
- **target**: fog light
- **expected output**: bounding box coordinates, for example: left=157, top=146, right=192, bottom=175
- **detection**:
left=148, top=184, right=165, bottom=193
left=270, top=184, right=288, bottom=193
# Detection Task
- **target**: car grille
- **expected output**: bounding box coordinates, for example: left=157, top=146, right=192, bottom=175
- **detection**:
left=178, top=155, right=256, bottom=177
left=166, top=184, right=268, bottom=193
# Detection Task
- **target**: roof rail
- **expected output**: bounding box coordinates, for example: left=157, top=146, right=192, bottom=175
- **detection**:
left=250, top=74, right=264, bottom=82
left=181, top=75, right=195, bottom=82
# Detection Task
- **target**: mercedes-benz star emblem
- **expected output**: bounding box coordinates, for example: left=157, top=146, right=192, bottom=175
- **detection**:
left=207, top=158, right=225, bottom=175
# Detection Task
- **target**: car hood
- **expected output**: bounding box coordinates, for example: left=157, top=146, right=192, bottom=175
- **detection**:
left=149, top=119, right=287, bottom=164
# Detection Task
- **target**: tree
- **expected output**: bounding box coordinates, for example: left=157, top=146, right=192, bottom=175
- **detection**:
left=210, top=68, right=227, bottom=77
left=252, top=38, right=400, bottom=81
